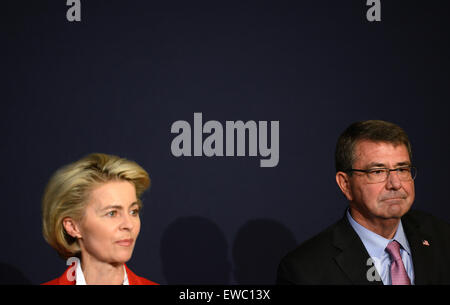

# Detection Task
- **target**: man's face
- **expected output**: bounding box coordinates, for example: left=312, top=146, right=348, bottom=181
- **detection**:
left=345, top=140, right=415, bottom=220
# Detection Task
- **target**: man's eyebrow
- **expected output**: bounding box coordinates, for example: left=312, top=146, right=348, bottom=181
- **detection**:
left=365, top=161, right=411, bottom=168
left=365, top=162, right=386, bottom=168
left=395, top=161, right=411, bottom=167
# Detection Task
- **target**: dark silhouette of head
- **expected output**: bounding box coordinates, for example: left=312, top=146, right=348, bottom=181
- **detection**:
left=161, top=216, right=231, bottom=284
left=232, top=219, right=297, bottom=284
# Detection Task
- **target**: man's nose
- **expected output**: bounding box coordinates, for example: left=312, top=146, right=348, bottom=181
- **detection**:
left=385, top=170, right=402, bottom=190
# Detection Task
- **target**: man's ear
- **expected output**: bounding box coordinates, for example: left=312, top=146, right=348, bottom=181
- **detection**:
left=336, top=171, right=353, bottom=201
left=63, top=217, right=82, bottom=239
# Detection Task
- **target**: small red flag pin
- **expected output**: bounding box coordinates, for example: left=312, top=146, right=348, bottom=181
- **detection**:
left=422, top=240, right=430, bottom=246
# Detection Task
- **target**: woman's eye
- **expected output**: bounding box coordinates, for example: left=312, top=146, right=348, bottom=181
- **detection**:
left=130, top=209, right=140, bottom=216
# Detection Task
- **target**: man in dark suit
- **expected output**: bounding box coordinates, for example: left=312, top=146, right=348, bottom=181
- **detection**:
left=277, top=120, right=450, bottom=285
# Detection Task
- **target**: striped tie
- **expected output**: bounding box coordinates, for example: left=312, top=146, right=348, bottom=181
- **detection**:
left=385, top=240, right=411, bottom=285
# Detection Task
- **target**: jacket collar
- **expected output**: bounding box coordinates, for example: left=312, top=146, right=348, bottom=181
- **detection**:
left=55, top=263, right=141, bottom=285
left=401, top=212, right=434, bottom=284
left=332, top=213, right=383, bottom=285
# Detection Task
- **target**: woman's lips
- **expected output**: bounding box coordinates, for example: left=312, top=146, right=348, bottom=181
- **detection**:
left=116, top=239, right=134, bottom=247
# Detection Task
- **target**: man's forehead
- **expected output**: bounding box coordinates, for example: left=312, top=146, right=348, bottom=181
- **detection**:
left=353, top=140, right=410, bottom=163
left=354, top=139, right=407, bottom=151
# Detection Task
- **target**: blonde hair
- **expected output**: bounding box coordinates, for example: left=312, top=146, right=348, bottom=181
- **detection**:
left=42, top=153, right=150, bottom=259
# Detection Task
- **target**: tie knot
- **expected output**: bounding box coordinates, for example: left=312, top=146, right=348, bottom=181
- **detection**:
left=385, top=240, right=402, bottom=261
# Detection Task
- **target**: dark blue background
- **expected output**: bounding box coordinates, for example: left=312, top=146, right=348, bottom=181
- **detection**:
left=1, top=0, right=449, bottom=284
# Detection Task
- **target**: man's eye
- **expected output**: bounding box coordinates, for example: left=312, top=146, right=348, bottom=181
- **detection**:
left=130, top=209, right=140, bottom=216
left=370, top=169, right=385, bottom=175
left=398, top=168, right=410, bottom=173
left=107, top=211, right=117, bottom=217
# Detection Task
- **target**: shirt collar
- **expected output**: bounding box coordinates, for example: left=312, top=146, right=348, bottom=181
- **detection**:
left=346, top=208, right=412, bottom=259
left=75, top=261, right=129, bottom=285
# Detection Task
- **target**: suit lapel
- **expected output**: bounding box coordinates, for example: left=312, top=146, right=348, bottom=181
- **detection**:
left=402, top=213, right=435, bottom=284
left=332, top=216, right=383, bottom=285
left=125, top=264, right=137, bottom=285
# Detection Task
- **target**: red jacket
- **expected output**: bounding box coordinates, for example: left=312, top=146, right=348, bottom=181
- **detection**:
left=42, top=264, right=158, bottom=285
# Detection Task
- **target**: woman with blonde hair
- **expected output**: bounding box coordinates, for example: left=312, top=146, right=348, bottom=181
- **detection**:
left=42, top=153, right=157, bottom=285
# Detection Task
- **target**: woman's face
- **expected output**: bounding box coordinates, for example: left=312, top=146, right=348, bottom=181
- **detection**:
left=77, top=180, right=141, bottom=264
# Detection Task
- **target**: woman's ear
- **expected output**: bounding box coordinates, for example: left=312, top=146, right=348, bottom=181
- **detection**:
left=336, top=171, right=353, bottom=202
left=63, top=217, right=82, bottom=239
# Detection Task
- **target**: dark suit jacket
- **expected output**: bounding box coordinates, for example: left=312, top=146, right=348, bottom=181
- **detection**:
left=277, top=209, right=450, bottom=285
